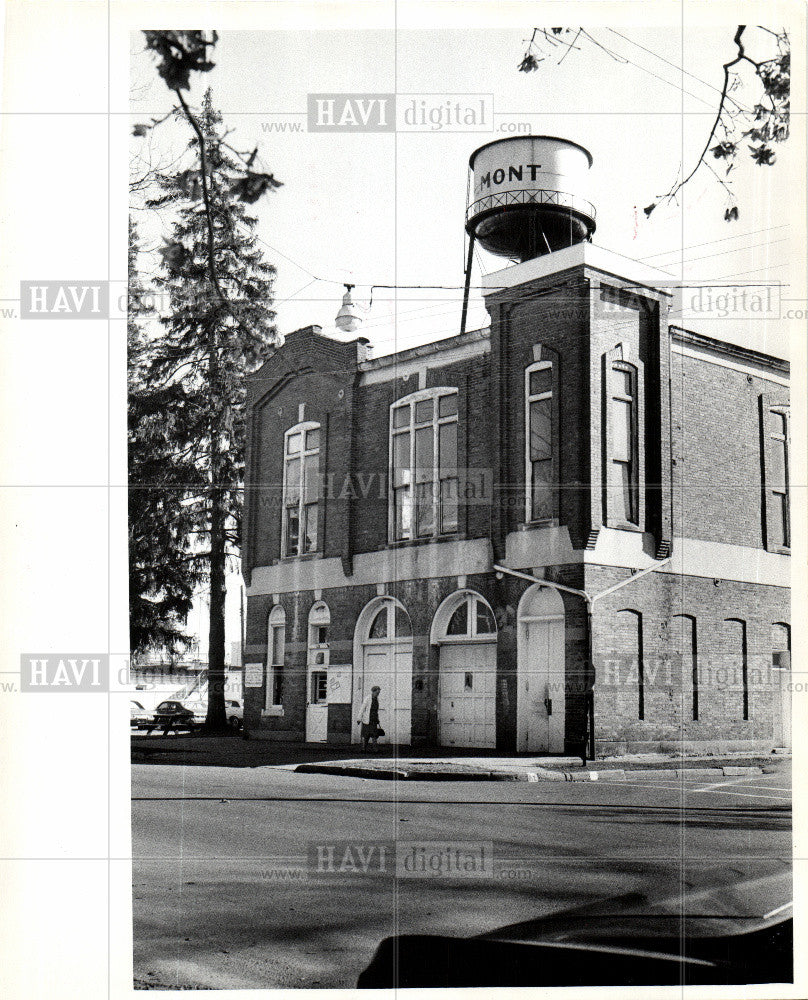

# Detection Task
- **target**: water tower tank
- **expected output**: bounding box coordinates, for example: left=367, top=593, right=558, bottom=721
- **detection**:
left=466, top=136, right=596, bottom=261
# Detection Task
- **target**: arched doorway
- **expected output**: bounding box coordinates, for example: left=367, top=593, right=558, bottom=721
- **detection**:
left=517, top=585, right=566, bottom=752
left=305, top=601, right=330, bottom=742
left=353, top=597, right=413, bottom=745
left=431, top=591, right=497, bottom=748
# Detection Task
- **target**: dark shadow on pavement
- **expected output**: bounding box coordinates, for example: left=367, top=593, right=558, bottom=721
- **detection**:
left=130, top=734, right=580, bottom=769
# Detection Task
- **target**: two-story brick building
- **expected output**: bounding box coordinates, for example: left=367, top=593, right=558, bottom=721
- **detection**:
left=241, top=147, right=790, bottom=757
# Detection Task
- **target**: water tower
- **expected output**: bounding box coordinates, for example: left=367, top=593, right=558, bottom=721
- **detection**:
left=460, top=136, right=596, bottom=334
left=466, top=136, right=596, bottom=260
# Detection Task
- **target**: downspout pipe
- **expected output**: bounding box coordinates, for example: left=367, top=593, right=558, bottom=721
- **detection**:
left=492, top=564, right=591, bottom=610
left=493, top=558, right=673, bottom=761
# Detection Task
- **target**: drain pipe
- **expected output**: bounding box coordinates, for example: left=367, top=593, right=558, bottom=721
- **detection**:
left=493, top=558, right=672, bottom=761
left=492, top=564, right=592, bottom=610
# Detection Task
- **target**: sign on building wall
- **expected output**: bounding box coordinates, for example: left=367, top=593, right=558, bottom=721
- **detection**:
left=244, top=663, right=264, bottom=688
left=327, top=666, right=353, bottom=704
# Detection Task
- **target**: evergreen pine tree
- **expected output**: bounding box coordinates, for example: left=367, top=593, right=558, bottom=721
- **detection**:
left=128, top=218, right=203, bottom=655
left=136, top=90, right=278, bottom=729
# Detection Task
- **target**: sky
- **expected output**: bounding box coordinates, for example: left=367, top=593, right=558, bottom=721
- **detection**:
left=130, top=25, right=795, bottom=359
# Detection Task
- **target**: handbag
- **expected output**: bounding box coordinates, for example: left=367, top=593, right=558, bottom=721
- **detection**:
left=375, top=727, right=385, bottom=738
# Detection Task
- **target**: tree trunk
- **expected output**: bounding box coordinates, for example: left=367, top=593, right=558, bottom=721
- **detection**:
left=205, top=492, right=229, bottom=732
left=204, top=315, right=228, bottom=734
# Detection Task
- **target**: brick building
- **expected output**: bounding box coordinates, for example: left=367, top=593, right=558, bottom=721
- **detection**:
left=241, top=240, right=790, bottom=757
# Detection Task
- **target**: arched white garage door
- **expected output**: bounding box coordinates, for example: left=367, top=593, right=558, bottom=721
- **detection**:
left=433, top=591, right=497, bottom=748
left=517, top=585, right=565, bottom=753
left=353, top=598, right=413, bottom=745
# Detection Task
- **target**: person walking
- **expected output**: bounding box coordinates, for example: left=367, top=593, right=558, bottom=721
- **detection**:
left=357, top=685, right=384, bottom=752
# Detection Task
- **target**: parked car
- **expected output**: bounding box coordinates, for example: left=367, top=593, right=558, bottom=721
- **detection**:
left=183, top=699, right=208, bottom=727
left=145, top=700, right=199, bottom=734
left=130, top=700, right=151, bottom=729
left=227, top=699, right=243, bottom=730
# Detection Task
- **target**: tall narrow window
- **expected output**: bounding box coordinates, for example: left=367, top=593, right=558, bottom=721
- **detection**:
left=772, top=622, right=791, bottom=670
left=611, top=363, right=637, bottom=524
left=724, top=618, right=749, bottom=721
left=525, top=361, right=554, bottom=522
left=266, top=605, right=286, bottom=709
left=615, top=609, right=644, bottom=720
left=390, top=389, right=458, bottom=541
left=673, top=614, right=698, bottom=721
left=308, top=601, right=330, bottom=706
left=768, top=408, right=790, bottom=548
left=283, top=422, right=320, bottom=557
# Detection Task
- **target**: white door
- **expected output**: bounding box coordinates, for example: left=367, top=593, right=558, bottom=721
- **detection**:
left=518, top=616, right=565, bottom=752
left=773, top=655, right=791, bottom=749
left=306, top=668, right=328, bottom=742
left=439, top=643, right=496, bottom=748
left=358, top=642, right=412, bottom=745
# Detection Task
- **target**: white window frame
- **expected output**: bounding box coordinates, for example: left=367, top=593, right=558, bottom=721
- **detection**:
left=610, top=361, right=638, bottom=526
left=436, top=591, right=498, bottom=645
left=771, top=621, right=791, bottom=670
left=307, top=601, right=331, bottom=705
left=389, top=387, right=459, bottom=542
left=768, top=406, right=790, bottom=549
left=525, top=360, right=554, bottom=523
left=282, top=420, right=321, bottom=558
left=265, top=605, right=286, bottom=711
left=363, top=598, right=413, bottom=644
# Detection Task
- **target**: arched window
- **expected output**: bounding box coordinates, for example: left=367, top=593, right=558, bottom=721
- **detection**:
left=266, top=605, right=286, bottom=709
left=771, top=622, right=790, bottom=670
left=432, top=591, right=497, bottom=643
left=615, top=609, right=644, bottom=719
left=724, top=618, right=749, bottom=721
left=307, top=601, right=331, bottom=705
left=765, top=406, right=790, bottom=549
left=364, top=599, right=412, bottom=642
left=282, top=421, right=320, bottom=557
left=672, top=614, right=698, bottom=721
left=390, top=388, right=458, bottom=541
left=525, top=360, right=555, bottom=522
left=308, top=601, right=330, bottom=661
left=610, top=363, right=638, bottom=525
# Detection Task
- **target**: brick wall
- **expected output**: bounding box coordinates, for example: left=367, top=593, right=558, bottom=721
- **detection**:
left=671, top=349, right=788, bottom=549
left=588, top=564, right=788, bottom=751
left=243, top=327, right=362, bottom=581
left=488, top=279, right=592, bottom=550
left=241, top=286, right=790, bottom=754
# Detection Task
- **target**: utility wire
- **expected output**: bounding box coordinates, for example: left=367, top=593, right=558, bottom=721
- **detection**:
left=586, top=29, right=717, bottom=110
left=641, top=224, right=789, bottom=260
left=608, top=28, right=753, bottom=114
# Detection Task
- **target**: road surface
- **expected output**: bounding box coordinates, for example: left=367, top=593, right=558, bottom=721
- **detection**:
left=132, top=760, right=791, bottom=989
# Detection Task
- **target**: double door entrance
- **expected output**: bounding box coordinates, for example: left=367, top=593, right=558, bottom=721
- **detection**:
left=438, top=642, right=497, bottom=748
left=355, top=641, right=413, bottom=745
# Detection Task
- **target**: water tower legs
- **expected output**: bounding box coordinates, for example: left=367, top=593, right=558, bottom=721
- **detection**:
left=460, top=230, right=476, bottom=337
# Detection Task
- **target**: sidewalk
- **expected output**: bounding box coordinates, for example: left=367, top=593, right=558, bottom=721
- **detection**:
left=130, top=733, right=786, bottom=781
left=294, top=752, right=778, bottom=783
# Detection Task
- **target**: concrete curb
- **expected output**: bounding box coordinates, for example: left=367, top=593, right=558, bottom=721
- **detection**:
left=565, top=766, right=764, bottom=782
left=296, top=763, right=535, bottom=781
left=294, top=762, right=763, bottom=782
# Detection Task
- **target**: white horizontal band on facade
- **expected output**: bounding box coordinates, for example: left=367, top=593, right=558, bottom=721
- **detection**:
left=248, top=531, right=788, bottom=597
left=481, top=242, right=674, bottom=297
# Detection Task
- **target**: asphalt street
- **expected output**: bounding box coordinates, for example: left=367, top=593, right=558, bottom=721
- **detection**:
left=131, top=760, right=791, bottom=989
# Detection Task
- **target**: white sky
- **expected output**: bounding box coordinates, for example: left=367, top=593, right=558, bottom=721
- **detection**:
left=131, top=25, right=795, bottom=358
